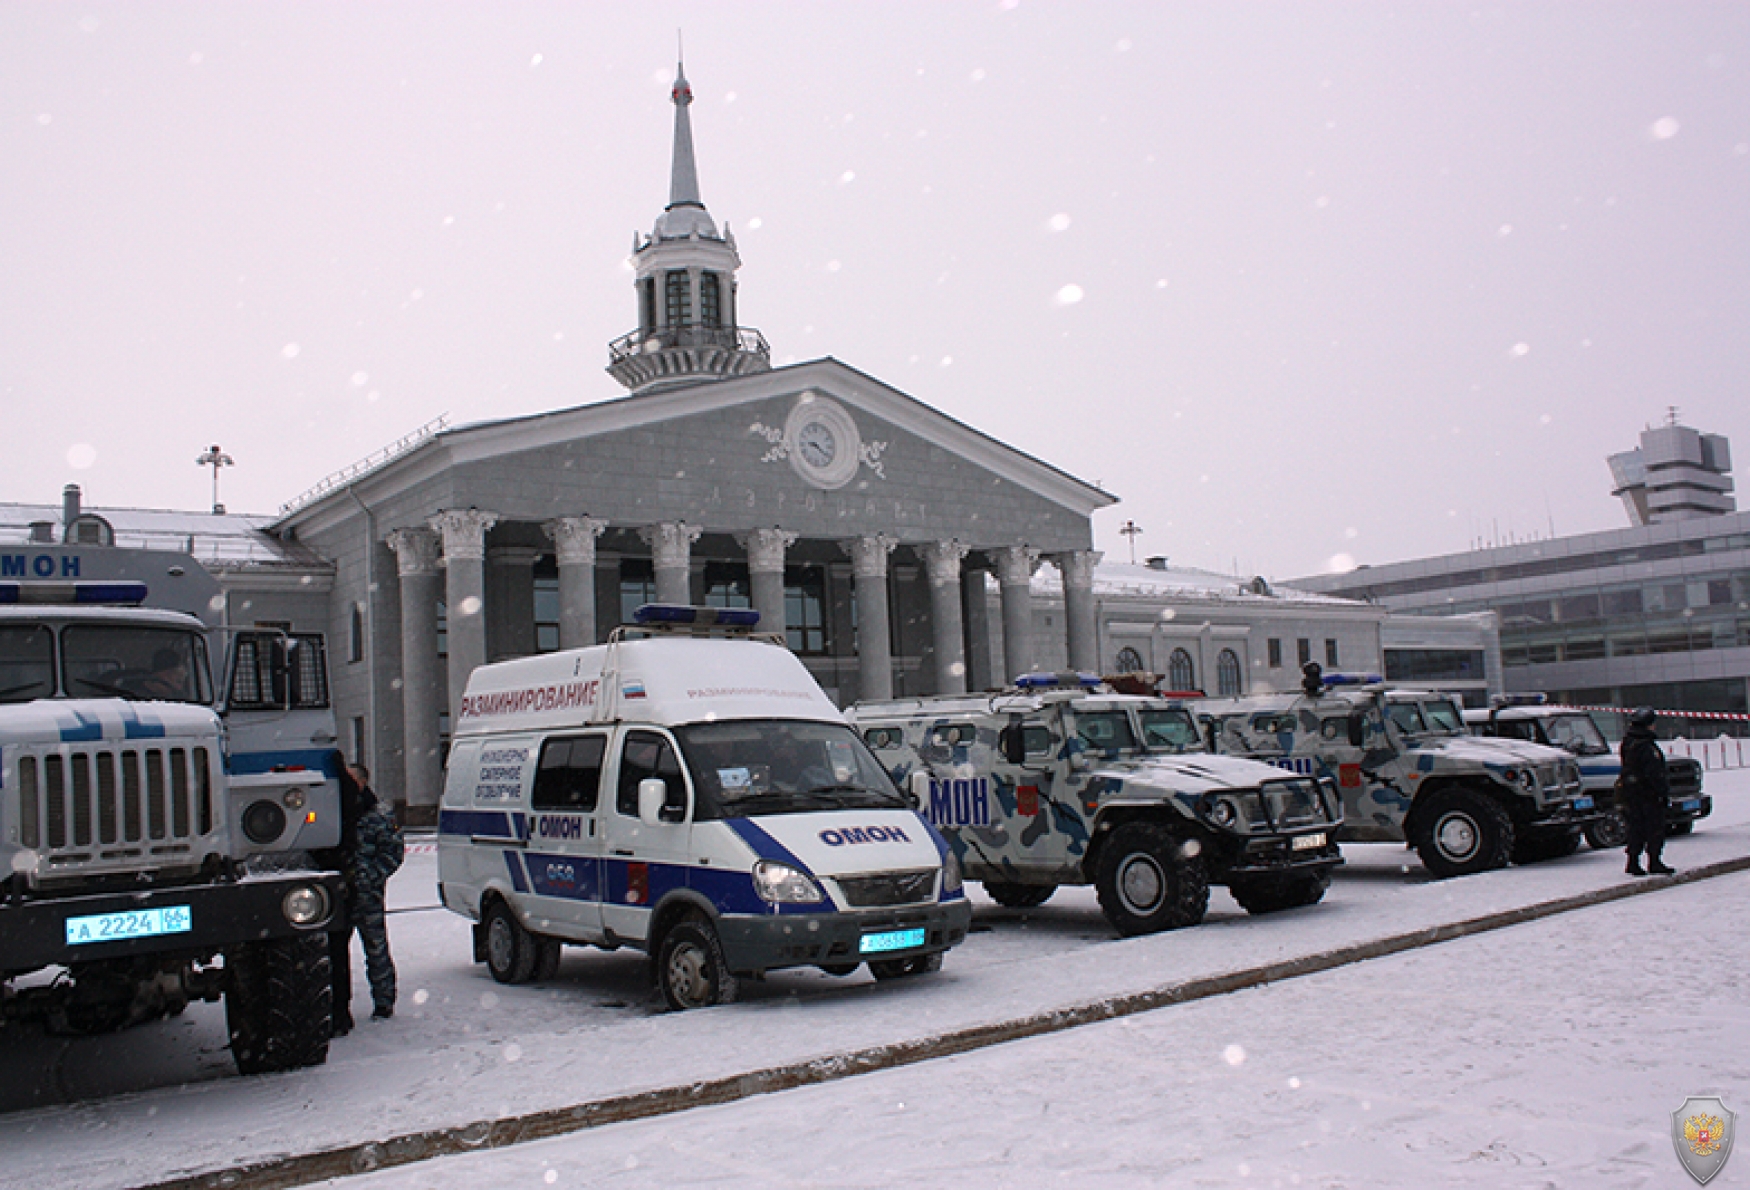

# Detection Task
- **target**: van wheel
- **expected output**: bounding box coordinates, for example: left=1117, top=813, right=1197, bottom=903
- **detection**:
left=533, top=936, right=563, bottom=982
left=1094, top=822, right=1208, bottom=936
left=484, top=901, right=539, bottom=985
left=1229, top=872, right=1330, bottom=915
left=868, top=952, right=943, bottom=981
left=1584, top=811, right=1627, bottom=850
left=657, top=920, right=738, bottom=1011
left=1413, top=788, right=1513, bottom=878
left=983, top=881, right=1056, bottom=909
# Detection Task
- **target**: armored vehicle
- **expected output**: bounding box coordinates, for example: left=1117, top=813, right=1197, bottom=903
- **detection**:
left=1197, top=665, right=1592, bottom=879
left=848, top=673, right=1344, bottom=937
left=1464, top=699, right=1709, bottom=849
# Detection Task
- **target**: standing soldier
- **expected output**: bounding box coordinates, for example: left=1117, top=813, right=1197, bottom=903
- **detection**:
left=1619, top=707, right=1674, bottom=877
left=345, top=763, right=404, bottom=1020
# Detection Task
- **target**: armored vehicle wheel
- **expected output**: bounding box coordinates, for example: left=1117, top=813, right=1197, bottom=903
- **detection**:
left=1229, top=872, right=1330, bottom=915
left=869, top=952, right=943, bottom=981
left=657, top=919, right=739, bottom=1010
left=484, top=900, right=540, bottom=985
left=226, top=933, right=332, bottom=1076
left=983, top=881, right=1056, bottom=909
left=1094, top=822, right=1209, bottom=936
left=532, top=936, right=563, bottom=982
left=1583, top=811, right=1627, bottom=850
left=819, top=963, right=861, bottom=976
left=1511, top=828, right=1582, bottom=864
left=1667, top=820, right=1694, bottom=836
left=1413, top=787, right=1513, bottom=879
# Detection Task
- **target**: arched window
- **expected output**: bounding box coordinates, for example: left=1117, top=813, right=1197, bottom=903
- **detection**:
left=1168, top=648, right=1196, bottom=692
left=1114, top=646, right=1145, bottom=673
left=1216, top=649, right=1242, bottom=697
left=665, top=271, right=691, bottom=325
left=700, top=273, right=722, bottom=326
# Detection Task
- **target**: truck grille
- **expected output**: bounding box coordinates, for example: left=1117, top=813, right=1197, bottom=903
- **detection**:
left=15, top=747, right=215, bottom=873
left=1261, top=778, right=1333, bottom=829
left=835, top=869, right=937, bottom=908
left=1668, top=758, right=1703, bottom=799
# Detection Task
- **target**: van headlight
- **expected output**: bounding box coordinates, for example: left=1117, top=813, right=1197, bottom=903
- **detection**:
left=752, top=860, right=824, bottom=904
left=940, top=851, right=963, bottom=895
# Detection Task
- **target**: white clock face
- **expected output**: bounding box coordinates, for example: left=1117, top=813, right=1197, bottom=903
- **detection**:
left=797, top=421, right=837, bottom=468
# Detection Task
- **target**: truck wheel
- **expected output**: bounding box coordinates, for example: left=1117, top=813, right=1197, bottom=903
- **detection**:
left=226, top=933, right=332, bottom=1076
left=1414, top=788, right=1513, bottom=878
left=657, top=919, right=738, bottom=1010
left=1667, top=820, right=1694, bottom=837
left=869, top=952, right=943, bottom=981
left=1583, top=811, right=1627, bottom=850
left=1229, top=872, right=1330, bottom=915
left=1511, top=828, right=1582, bottom=864
left=1094, top=822, right=1209, bottom=936
left=484, top=900, right=539, bottom=985
left=983, top=881, right=1056, bottom=909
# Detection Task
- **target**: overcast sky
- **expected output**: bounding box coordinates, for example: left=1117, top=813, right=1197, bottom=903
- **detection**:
left=5, top=2, right=1747, bottom=579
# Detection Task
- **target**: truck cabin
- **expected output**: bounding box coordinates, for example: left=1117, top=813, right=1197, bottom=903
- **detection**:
left=0, top=612, right=213, bottom=705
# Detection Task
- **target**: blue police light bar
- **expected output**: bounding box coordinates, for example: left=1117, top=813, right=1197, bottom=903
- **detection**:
left=632, top=603, right=761, bottom=628
left=1321, top=671, right=1384, bottom=688
left=0, top=581, right=149, bottom=606
left=1014, top=671, right=1103, bottom=690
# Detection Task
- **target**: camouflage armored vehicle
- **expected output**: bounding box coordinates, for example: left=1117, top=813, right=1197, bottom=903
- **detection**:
left=847, top=673, right=1344, bottom=936
left=1463, top=699, right=1709, bottom=849
left=1197, top=665, right=1592, bottom=879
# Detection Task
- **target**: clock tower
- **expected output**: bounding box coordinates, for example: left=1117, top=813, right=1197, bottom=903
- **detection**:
left=607, top=61, right=772, bottom=394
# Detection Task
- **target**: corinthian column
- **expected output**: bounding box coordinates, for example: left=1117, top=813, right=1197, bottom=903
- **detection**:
left=997, top=545, right=1041, bottom=684
left=385, top=526, right=442, bottom=820
left=739, top=527, right=797, bottom=637
left=544, top=516, right=609, bottom=648
left=924, top=540, right=971, bottom=694
left=641, top=521, right=702, bottom=606
left=843, top=534, right=898, bottom=701
left=1054, top=550, right=1103, bottom=675
left=429, top=508, right=498, bottom=719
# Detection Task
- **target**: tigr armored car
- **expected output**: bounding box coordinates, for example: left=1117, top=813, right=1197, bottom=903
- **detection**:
left=847, top=674, right=1344, bottom=937
left=1196, top=666, right=1592, bottom=879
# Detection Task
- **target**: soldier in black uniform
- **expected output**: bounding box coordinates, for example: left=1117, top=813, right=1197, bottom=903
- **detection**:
left=1619, top=707, right=1675, bottom=877
left=321, top=761, right=404, bottom=1033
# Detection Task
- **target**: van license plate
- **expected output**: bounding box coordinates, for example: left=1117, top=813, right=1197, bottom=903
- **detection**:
left=860, top=927, right=926, bottom=955
left=65, top=904, right=193, bottom=947
left=1291, top=833, right=1326, bottom=851
left=1572, top=796, right=1594, bottom=811
left=1677, top=799, right=1700, bottom=812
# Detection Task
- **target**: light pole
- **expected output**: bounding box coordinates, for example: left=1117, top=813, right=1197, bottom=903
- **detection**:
left=1119, top=519, right=1143, bottom=565
left=196, top=444, right=234, bottom=514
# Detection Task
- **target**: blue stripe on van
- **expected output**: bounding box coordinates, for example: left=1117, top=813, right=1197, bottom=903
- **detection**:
left=438, top=809, right=518, bottom=840
left=504, top=850, right=529, bottom=894
left=524, top=850, right=601, bottom=902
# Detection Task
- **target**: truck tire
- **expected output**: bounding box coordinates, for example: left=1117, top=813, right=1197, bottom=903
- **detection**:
left=1229, top=872, right=1330, bottom=915
left=1094, top=822, right=1209, bottom=936
left=484, top=900, right=540, bottom=985
left=226, top=933, right=332, bottom=1076
left=1511, top=828, right=1582, bottom=864
left=1584, top=811, right=1627, bottom=850
left=1413, top=787, right=1513, bottom=879
left=869, top=952, right=944, bottom=980
left=1667, top=820, right=1694, bottom=836
left=656, top=918, right=738, bottom=1011
left=983, top=881, right=1056, bottom=909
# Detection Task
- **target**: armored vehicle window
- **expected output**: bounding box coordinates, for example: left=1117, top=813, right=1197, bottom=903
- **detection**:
left=927, top=724, right=978, bottom=749
left=863, top=726, right=904, bottom=751
left=0, top=625, right=55, bottom=702
left=1253, top=713, right=1298, bottom=736
left=62, top=626, right=211, bottom=704
left=1318, top=717, right=1348, bottom=741
left=1484, top=719, right=1539, bottom=743
left=1543, top=713, right=1609, bottom=756
left=616, top=730, right=685, bottom=818
left=1019, top=723, right=1055, bottom=756
left=1387, top=703, right=1428, bottom=734
left=1421, top=700, right=1465, bottom=735
left=1137, top=708, right=1200, bottom=751
left=1075, top=711, right=1137, bottom=754
left=533, top=735, right=606, bottom=811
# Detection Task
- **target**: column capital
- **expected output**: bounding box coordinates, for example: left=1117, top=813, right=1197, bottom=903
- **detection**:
left=1053, top=549, right=1103, bottom=590
left=738, top=527, right=798, bottom=574
left=996, top=545, right=1042, bottom=588
left=428, top=508, right=499, bottom=562
left=384, top=526, right=441, bottom=577
left=923, top=539, right=971, bottom=587
left=842, top=534, right=898, bottom=579
left=640, top=521, right=703, bottom=570
left=544, top=516, right=609, bottom=567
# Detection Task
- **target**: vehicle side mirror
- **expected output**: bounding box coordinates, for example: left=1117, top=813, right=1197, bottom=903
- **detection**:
left=1348, top=715, right=1365, bottom=747
left=638, top=777, right=670, bottom=826
left=908, top=770, right=931, bottom=811
left=998, top=724, right=1026, bottom=765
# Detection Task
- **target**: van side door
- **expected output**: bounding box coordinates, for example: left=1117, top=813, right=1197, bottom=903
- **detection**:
left=601, top=728, right=693, bottom=946
left=524, top=732, right=609, bottom=940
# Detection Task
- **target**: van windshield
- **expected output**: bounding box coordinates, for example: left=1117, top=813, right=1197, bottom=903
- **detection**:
left=676, top=719, right=908, bottom=819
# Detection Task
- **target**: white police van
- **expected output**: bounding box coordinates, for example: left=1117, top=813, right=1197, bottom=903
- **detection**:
left=437, top=605, right=971, bottom=1010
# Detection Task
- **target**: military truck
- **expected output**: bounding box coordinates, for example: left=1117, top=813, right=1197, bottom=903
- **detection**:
left=0, top=545, right=344, bottom=1075
left=1463, top=698, right=1709, bottom=849
left=847, top=673, right=1344, bottom=936
left=1196, top=665, right=1592, bottom=879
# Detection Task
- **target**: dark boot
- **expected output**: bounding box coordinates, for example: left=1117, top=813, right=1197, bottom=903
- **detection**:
left=1648, top=854, right=1675, bottom=876
left=1625, top=855, right=1646, bottom=876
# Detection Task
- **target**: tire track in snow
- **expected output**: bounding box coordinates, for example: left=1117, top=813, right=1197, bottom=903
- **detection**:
left=139, top=855, right=1750, bottom=1190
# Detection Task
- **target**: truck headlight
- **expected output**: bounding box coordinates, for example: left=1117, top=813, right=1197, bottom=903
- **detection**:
left=283, top=884, right=331, bottom=927
left=1209, top=797, right=1238, bottom=828
left=941, top=851, right=963, bottom=895
left=752, top=860, right=824, bottom=904
left=242, top=800, right=287, bottom=844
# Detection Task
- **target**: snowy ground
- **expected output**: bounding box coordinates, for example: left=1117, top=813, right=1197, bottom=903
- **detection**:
left=3, top=772, right=1747, bottom=1189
